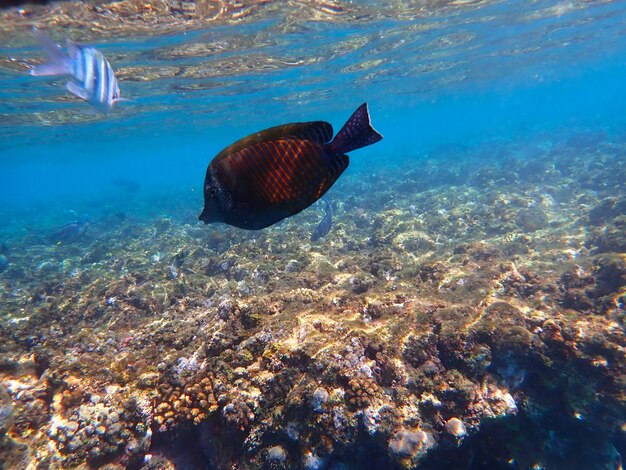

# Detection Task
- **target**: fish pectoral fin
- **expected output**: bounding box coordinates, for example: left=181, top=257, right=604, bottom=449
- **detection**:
left=65, top=81, right=89, bottom=101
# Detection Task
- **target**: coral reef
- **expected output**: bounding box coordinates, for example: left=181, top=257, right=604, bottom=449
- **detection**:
left=0, top=135, right=624, bottom=469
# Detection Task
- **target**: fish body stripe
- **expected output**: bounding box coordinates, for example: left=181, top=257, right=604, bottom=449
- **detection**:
left=263, top=141, right=295, bottom=200
left=259, top=142, right=291, bottom=203
left=295, top=140, right=324, bottom=184
left=283, top=140, right=310, bottom=182
left=284, top=140, right=314, bottom=191
left=263, top=144, right=295, bottom=202
left=92, top=54, right=100, bottom=101
left=84, top=48, right=95, bottom=93
left=73, top=47, right=83, bottom=81
left=216, top=138, right=346, bottom=209
left=79, top=48, right=87, bottom=83
left=221, top=142, right=269, bottom=203
left=106, top=59, right=115, bottom=101
left=97, top=54, right=107, bottom=104
left=297, top=141, right=326, bottom=192
left=77, top=47, right=114, bottom=106
left=240, top=147, right=275, bottom=202
left=235, top=146, right=268, bottom=201
left=101, top=55, right=108, bottom=103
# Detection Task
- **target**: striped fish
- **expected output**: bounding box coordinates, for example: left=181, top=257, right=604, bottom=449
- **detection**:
left=30, top=29, right=122, bottom=113
left=199, top=103, right=382, bottom=230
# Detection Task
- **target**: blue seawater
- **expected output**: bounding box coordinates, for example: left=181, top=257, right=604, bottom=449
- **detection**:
left=1, top=1, right=625, bottom=222
left=0, top=1, right=625, bottom=469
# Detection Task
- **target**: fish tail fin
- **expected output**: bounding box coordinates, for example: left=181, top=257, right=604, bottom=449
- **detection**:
left=30, top=28, right=72, bottom=77
left=329, top=103, right=383, bottom=154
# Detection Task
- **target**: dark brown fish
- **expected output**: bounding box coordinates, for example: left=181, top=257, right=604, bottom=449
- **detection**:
left=199, top=103, right=382, bottom=230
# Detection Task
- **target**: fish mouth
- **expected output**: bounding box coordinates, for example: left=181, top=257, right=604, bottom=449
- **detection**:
left=199, top=208, right=217, bottom=224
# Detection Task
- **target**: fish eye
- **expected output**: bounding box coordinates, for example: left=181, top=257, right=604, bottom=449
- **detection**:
left=209, top=187, right=217, bottom=197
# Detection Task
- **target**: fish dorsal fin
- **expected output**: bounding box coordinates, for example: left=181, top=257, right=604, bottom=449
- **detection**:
left=214, top=121, right=333, bottom=162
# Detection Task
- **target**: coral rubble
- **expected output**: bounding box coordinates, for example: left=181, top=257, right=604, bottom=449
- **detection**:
left=0, top=135, right=624, bottom=469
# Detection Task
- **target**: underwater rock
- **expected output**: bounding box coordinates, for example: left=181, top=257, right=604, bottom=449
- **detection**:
left=41, top=384, right=153, bottom=468
left=302, top=449, right=326, bottom=470
left=592, top=254, right=626, bottom=297
left=515, top=208, right=548, bottom=232
left=445, top=417, right=467, bottom=438
left=395, top=231, right=436, bottom=253
left=154, top=376, right=218, bottom=431
left=557, top=267, right=596, bottom=312
left=346, top=273, right=376, bottom=294
left=464, top=343, right=492, bottom=376
left=265, top=445, right=288, bottom=467
left=499, top=263, right=540, bottom=298
left=0, top=254, right=7, bottom=273
left=311, top=387, right=330, bottom=413
left=0, top=384, right=13, bottom=435
left=556, top=256, right=625, bottom=314
left=589, top=254, right=626, bottom=314
left=345, top=376, right=382, bottom=411
left=516, top=157, right=553, bottom=181
left=49, top=221, right=91, bottom=244
left=0, top=135, right=625, bottom=469
left=589, top=215, right=626, bottom=253
left=588, top=197, right=626, bottom=225
left=471, top=302, right=535, bottom=362
left=415, top=261, right=448, bottom=284
left=389, top=429, right=436, bottom=462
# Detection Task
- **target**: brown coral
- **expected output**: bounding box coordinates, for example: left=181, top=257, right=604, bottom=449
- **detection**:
left=345, top=377, right=382, bottom=411
left=154, top=376, right=218, bottom=431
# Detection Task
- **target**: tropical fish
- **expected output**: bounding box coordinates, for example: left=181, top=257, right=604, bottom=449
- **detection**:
left=199, top=103, right=382, bottom=230
left=49, top=221, right=92, bottom=244
left=311, top=200, right=333, bottom=242
left=30, top=29, right=123, bottom=113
